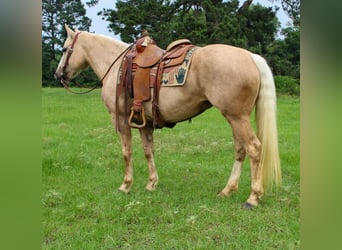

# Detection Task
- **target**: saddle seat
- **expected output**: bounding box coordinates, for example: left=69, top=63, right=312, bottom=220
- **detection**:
left=118, top=33, right=195, bottom=129
left=134, top=44, right=164, bottom=68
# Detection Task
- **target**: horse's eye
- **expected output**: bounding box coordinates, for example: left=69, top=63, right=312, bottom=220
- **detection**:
left=62, top=47, right=67, bottom=53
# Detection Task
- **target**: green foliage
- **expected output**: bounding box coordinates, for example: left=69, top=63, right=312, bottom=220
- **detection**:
left=100, top=0, right=279, bottom=52
left=85, top=0, right=99, bottom=7
left=98, top=0, right=300, bottom=78
left=101, top=0, right=174, bottom=48
left=171, top=8, right=208, bottom=46
left=281, top=0, right=300, bottom=26
left=266, top=27, right=300, bottom=79
left=42, top=88, right=299, bottom=249
left=41, top=0, right=300, bottom=86
left=274, top=75, right=300, bottom=96
left=203, top=0, right=247, bottom=45
left=238, top=3, right=280, bottom=54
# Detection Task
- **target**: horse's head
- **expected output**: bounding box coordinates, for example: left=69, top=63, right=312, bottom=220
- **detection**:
left=54, top=24, right=88, bottom=83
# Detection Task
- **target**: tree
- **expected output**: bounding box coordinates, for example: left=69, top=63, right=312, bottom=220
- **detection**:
left=280, top=0, right=300, bottom=26
left=266, top=26, right=300, bottom=78
left=171, top=9, right=208, bottom=46
left=97, top=0, right=278, bottom=51
left=238, top=3, right=280, bottom=54
left=87, top=0, right=299, bottom=80
left=42, top=0, right=92, bottom=86
left=239, top=0, right=300, bottom=24
left=200, top=0, right=244, bottom=45
left=99, top=0, right=173, bottom=48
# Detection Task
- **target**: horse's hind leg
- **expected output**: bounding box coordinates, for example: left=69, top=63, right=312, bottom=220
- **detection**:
left=219, top=141, right=246, bottom=196
left=139, top=127, right=159, bottom=191
left=223, top=115, right=262, bottom=207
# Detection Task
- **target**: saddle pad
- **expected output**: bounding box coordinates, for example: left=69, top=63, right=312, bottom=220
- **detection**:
left=160, top=47, right=197, bottom=87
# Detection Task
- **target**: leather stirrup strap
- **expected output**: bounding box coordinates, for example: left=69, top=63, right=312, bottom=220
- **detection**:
left=152, top=61, right=166, bottom=128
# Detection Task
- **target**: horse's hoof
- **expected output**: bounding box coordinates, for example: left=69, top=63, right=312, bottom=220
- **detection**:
left=118, top=186, right=130, bottom=194
left=218, top=189, right=235, bottom=197
left=218, top=192, right=230, bottom=198
left=146, top=185, right=156, bottom=192
left=241, top=202, right=255, bottom=209
left=146, top=180, right=158, bottom=192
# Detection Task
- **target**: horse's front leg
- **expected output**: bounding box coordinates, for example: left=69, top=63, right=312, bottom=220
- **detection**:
left=139, top=126, right=158, bottom=191
left=117, top=121, right=134, bottom=193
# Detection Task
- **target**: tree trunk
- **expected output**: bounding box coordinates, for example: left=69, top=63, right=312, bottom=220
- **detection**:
left=238, top=0, right=254, bottom=13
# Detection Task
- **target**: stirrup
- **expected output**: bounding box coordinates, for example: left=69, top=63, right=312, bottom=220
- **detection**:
left=128, top=106, right=147, bottom=128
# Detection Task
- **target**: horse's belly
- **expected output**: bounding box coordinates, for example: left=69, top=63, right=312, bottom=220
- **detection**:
left=157, top=87, right=211, bottom=123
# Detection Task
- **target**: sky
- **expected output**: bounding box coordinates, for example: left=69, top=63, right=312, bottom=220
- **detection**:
left=81, top=0, right=291, bottom=39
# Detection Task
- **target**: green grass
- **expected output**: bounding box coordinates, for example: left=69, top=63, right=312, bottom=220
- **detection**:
left=42, top=88, right=300, bottom=249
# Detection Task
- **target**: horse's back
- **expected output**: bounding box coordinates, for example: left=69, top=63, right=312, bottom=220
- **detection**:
left=189, top=44, right=261, bottom=115
left=192, top=44, right=259, bottom=83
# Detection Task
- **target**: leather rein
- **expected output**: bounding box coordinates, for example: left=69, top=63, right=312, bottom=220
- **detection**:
left=60, top=31, right=133, bottom=94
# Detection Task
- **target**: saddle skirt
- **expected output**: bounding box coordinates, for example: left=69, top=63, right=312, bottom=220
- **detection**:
left=155, top=46, right=197, bottom=87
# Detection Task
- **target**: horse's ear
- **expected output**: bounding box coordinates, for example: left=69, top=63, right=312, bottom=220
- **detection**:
left=65, top=24, right=75, bottom=39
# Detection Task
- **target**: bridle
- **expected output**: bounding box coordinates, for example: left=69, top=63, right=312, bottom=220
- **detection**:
left=60, top=31, right=133, bottom=94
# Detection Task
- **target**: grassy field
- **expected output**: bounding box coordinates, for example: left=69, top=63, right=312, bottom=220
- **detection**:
left=42, top=88, right=300, bottom=249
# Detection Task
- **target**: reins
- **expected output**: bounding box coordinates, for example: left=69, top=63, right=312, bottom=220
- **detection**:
left=60, top=31, right=133, bottom=94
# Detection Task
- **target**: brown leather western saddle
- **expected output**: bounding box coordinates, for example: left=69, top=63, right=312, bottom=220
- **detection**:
left=117, top=32, right=195, bottom=129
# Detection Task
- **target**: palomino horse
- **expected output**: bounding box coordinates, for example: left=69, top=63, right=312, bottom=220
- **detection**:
left=55, top=24, right=281, bottom=207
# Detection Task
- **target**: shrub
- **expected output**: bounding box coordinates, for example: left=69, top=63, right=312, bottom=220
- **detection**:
left=274, top=75, right=300, bottom=96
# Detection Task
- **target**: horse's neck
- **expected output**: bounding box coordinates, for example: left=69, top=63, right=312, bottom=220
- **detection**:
left=82, top=33, right=128, bottom=80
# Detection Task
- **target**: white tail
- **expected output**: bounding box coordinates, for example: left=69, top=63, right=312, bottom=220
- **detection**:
left=251, top=54, right=281, bottom=191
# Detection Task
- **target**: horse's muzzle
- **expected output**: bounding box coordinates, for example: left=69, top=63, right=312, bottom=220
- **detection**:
left=54, top=71, right=62, bottom=81
left=54, top=71, right=69, bottom=83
